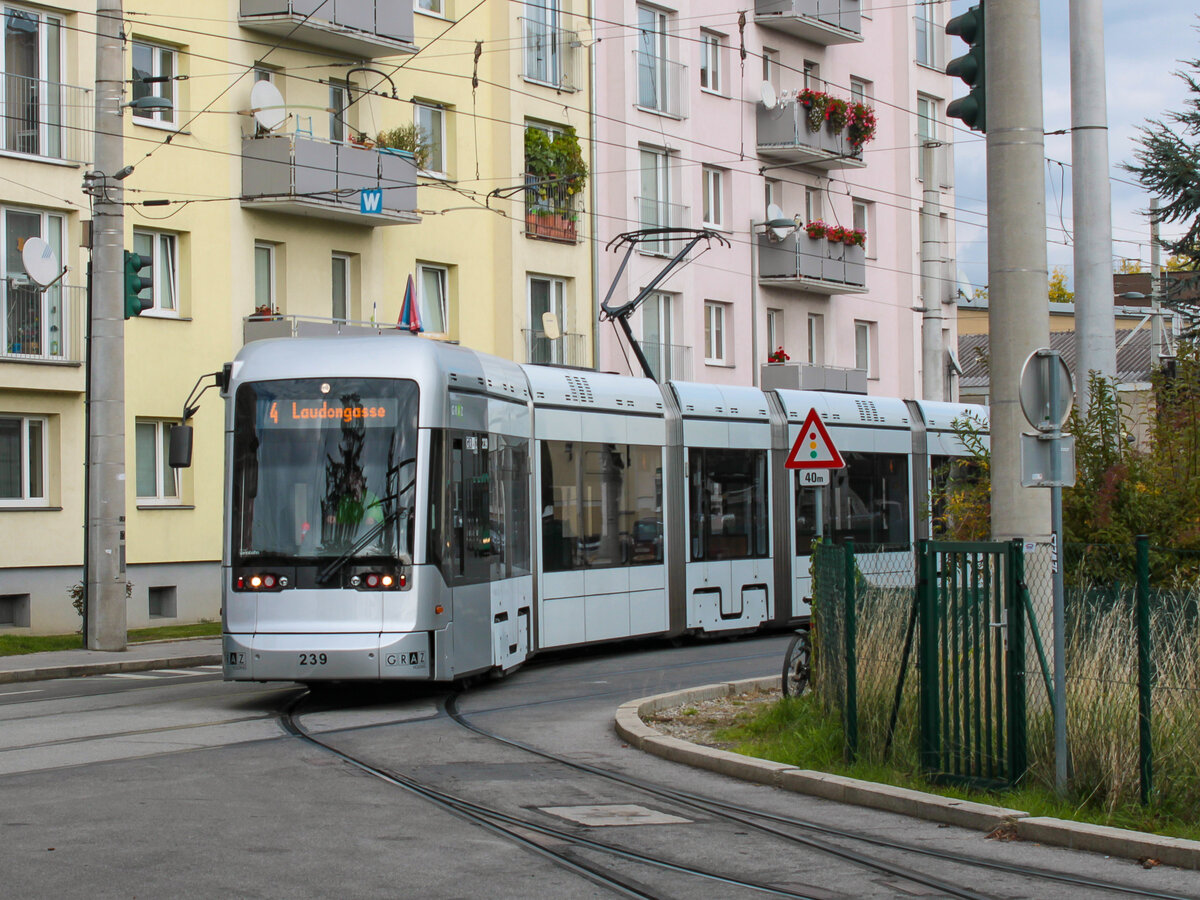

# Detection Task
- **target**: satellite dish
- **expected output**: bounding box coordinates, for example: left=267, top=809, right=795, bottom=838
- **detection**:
left=541, top=311, right=562, bottom=341
left=20, top=237, right=61, bottom=288
left=765, top=203, right=794, bottom=242
left=250, top=80, right=288, bottom=132
left=760, top=81, right=778, bottom=110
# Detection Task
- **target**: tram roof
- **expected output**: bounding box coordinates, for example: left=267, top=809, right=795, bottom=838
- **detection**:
left=773, top=390, right=912, bottom=430
left=668, top=381, right=772, bottom=422
left=911, top=399, right=989, bottom=433
left=521, top=364, right=666, bottom=416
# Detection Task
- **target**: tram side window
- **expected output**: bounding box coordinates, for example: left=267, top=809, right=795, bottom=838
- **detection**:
left=688, top=448, right=769, bottom=562
left=429, top=430, right=530, bottom=586
left=832, top=451, right=909, bottom=547
left=541, top=440, right=663, bottom=571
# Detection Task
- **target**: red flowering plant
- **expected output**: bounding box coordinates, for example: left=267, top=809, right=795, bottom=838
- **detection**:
left=826, top=224, right=849, bottom=243
left=824, top=97, right=850, bottom=132
left=847, top=102, right=877, bottom=148
left=804, top=220, right=829, bottom=239
left=798, top=88, right=828, bottom=133
left=844, top=228, right=867, bottom=248
left=768, top=346, right=791, bottom=363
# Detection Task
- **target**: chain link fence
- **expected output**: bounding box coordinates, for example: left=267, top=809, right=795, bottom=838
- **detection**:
left=813, top=538, right=1200, bottom=811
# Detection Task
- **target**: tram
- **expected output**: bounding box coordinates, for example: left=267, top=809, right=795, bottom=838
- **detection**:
left=203, top=332, right=983, bottom=683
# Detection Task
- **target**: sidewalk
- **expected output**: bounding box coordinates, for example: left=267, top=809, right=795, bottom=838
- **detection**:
left=0, top=638, right=223, bottom=685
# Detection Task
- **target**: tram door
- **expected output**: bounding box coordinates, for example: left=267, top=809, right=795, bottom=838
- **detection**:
left=684, top=446, right=771, bottom=632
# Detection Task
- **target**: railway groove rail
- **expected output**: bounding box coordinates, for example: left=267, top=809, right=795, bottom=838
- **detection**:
left=279, top=670, right=1199, bottom=900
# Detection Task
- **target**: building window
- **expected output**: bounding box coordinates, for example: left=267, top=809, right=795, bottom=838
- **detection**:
left=417, top=263, right=448, bottom=334
left=915, top=0, right=938, bottom=68
left=636, top=4, right=678, bottom=115
left=807, top=313, right=824, bottom=365
left=642, top=291, right=676, bottom=381
left=701, top=166, right=724, bottom=229
left=329, top=82, right=347, bottom=143
left=638, top=146, right=674, bottom=253
left=416, top=0, right=444, bottom=14
left=1, top=8, right=64, bottom=157
left=704, top=301, right=726, bottom=365
left=853, top=199, right=872, bottom=256
left=764, top=179, right=780, bottom=216
left=131, top=40, right=175, bottom=126
left=331, top=253, right=349, bottom=321
left=699, top=30, right=722, bottom=94
left=762, top=47, right=779, bottom=90
left=855, top=320, right=875, bottom=375
left=414, top=102, right=446, bottom=175
left=135, top=419, right=178, bottom=502
left=0, top=415, right=46, bottom=506
left=3, top=207, right=65, bottom=359
left=254, top=243, right=275, bottom=313
left=917, top=94, right=938, bottom=182
left=850, top=77, right=871, bottom=105
left=803, top=60, right=820, bottom=90
left=524, top=0, right=564, bottom=87
left=131, top=230, right=178, bottom=314
left=528, top=274, right=566, bottom=364
left=804, top=186, right=822, bottom=224
left=766, top=309, right=782, bottom=358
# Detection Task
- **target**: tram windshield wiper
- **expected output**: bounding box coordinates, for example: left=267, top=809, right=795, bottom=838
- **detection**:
left=316, top=479, right=415, bottom=584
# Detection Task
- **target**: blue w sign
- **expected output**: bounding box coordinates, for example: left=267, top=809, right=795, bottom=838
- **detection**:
left=360, top=188, right=383, bottom=214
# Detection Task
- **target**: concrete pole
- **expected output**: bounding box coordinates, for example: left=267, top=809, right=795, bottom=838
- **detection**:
left=920, top=141, right=944, bottom=401
left=988, top=0, right=1051, bottom=542
left=86, top=0, right=127, bottom=650
left=1150, top=197, right=1162, bottom=368
left=1069, top=0, right=1117, bottom=408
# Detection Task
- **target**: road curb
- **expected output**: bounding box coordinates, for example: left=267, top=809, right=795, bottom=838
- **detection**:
left=615, top=677, right=1200, bottom=869
left=0, top=654, right=222, bottom=685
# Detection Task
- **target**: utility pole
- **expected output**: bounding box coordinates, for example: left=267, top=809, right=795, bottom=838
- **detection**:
left=1070, top=0, right=1117, bottom=409
left=86, top=0, right=127, bottom=650
left=920, top=140, right=945, bottom=401
left=1150, top=197, right=1163, bottom=368
left=988, top=0, right=1051, bottom=542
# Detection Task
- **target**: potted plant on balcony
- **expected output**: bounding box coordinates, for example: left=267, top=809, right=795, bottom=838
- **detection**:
left=249, top=303, right=280, bottom=321
left=847, top=102, right=877, bottom=153
left=524, top=125, right=588, bottom=241
left=767, top=346, right=791, bottom=364
left=375, top=123, right=429, bottom=170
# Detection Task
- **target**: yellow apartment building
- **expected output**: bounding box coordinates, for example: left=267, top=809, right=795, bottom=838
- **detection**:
left=1, top=0, right=594, bottom=634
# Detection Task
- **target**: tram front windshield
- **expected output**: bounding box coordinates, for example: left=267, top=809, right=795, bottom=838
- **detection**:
left=231, top=378, right=419, bottom=566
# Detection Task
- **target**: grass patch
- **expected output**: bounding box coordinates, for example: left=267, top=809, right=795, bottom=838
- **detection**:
left=716, top=694, right=1200, bottom=842
left=0, top=621, right=220, bottom=657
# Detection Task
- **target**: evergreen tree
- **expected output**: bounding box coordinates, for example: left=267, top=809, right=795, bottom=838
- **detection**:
left=1125, top=44, right=1200, bottom=269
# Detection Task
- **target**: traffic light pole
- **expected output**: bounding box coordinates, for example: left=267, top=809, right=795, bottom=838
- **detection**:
left=987, top=0, right=1051, bottom=543
left=85, top=0, right=127, bottom=650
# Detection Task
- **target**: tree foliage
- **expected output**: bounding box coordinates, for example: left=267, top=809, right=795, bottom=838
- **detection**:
left=1048, top=266, right=1075, bottom=302
left=1125, top=43, right=1200, bottom=269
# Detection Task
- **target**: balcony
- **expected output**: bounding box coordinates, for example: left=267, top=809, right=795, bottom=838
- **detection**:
left=2, top=284, right=83, bottom=364
left=757, top=232, right=868, bottom=294
left=523, top=328, right=588, bottom=367
left=754, top=0, right=863, bottom=45
left=521, top=19, right=581, bottom=92
left=525, top=182, right=582, bottom=244
left=241, top=135, right=420, bottom=226
left=635, top=197, right=690, bottom=256
left=239, top=0, right=416, bottom=57
left=633, top=50, right=688, bottom=119
left=761, top=362, right=867, bottom=394
left=1, top=75, right=91, bottom=164
left=641, top=340, right=691, bottom=383
left=757, top=102, right=867, bottom=169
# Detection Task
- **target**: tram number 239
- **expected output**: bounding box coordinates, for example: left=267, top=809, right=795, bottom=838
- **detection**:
left=298, top=653, right=328, bottom=666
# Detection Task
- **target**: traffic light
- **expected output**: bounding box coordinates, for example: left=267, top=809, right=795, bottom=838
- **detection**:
left=945, top=4, right=986, bottom=133
left=123, top=250, right=153, bottom=318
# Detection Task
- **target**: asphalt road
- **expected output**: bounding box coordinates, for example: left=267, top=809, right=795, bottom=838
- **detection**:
left=2, top=635, right=1196, bottom=899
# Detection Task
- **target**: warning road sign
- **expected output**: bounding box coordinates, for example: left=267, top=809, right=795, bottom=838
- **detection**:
left=785, top=409, right=845, bottom=470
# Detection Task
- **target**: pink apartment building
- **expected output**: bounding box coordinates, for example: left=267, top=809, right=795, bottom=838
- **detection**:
left=591, top=0, right=958, bottom=397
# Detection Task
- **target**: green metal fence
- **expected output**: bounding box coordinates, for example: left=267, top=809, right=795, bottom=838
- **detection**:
left=812, top=536, right=1200, bottom=808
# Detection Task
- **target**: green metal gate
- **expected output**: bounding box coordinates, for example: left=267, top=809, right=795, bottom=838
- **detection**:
left=917, top=539, right=1028, bottom=788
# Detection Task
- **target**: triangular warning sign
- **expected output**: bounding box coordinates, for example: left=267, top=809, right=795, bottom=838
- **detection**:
left=785, top=409, right=845, bottom=470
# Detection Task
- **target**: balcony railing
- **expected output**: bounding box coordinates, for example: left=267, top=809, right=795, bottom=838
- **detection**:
left=760, top=361, right=867, bottom=394
left=757, top=101, right=867, bottom=169
left=635, top=196, right=690, bottom=256
left=523, top=328, right=588, bottom=367
left=1, top=74, right=90, bottom=164
left=524, top=181, right=583, bottom=243
left=641, top=340, right=691, bottom=383
left=633, top=50, right=687, bottom=119
left=914, top=15, right=946, bottom=69
left=241, top=134, right=420, bottom=226
left=239, top=0, right=416, bottom=57
left=756, top=232, right=868, bottom=294
left=2, top=283, right=83, bottom=363
left=521, top=18, right=581, bottom=92
left=754, top=0, right=863, bottom=44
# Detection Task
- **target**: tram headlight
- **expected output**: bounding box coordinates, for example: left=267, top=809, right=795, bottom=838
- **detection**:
left=236, top=573, right=287, bottom=592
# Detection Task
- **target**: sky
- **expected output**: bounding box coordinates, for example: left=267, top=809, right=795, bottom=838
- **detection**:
left=950, top=0, right=1198, bottom=292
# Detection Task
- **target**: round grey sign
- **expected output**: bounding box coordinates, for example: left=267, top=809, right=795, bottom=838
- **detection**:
left=1020, top=349, right=1073, bottom=430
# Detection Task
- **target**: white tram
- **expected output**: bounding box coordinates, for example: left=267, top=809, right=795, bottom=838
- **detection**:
left=217, top=333, right=983, bottom=683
